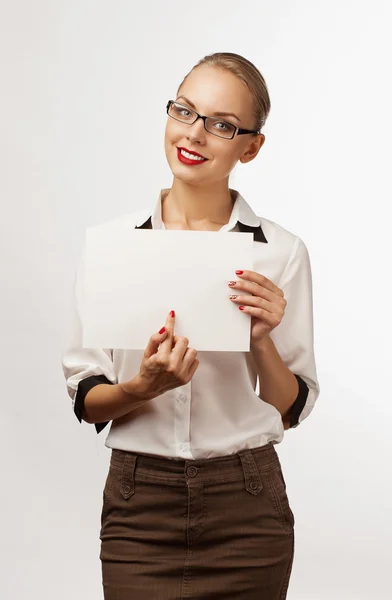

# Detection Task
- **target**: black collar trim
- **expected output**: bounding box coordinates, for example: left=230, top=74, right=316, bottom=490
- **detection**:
left=135, top=217, right=268, bottom=243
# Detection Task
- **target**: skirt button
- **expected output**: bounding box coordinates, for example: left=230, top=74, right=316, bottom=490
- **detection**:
left=186, top=466, right=198, bottom=477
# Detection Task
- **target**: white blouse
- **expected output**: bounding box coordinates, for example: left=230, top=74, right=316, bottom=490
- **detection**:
left=61, top=188, right=320, bottom=459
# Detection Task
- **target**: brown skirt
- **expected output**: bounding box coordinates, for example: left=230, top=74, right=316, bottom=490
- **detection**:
left=99, top=441, right=295, bottom=599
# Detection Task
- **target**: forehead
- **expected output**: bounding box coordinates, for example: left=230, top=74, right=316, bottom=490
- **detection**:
left=178, top=66, right=253, bottom=118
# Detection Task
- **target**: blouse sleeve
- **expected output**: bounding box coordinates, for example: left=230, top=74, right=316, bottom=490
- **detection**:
left=270, top=235, right=320, bottom=428
left=60, top=248, right=117, bottom=434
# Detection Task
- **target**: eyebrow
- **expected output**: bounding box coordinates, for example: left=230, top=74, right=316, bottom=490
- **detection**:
left=176, top=95, right=241, bottom=123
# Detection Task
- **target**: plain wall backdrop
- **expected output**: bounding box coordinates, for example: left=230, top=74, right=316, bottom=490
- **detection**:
left=1, top=1, right=391, bottom=598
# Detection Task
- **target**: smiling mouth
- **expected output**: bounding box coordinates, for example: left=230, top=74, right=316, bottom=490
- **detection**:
left=176, top=148, right=209, bottom=166
left=177, top=147, right=208, bottom=161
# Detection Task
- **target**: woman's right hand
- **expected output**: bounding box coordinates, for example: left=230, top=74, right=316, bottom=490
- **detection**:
left=125, top=310, right=199, bottom=401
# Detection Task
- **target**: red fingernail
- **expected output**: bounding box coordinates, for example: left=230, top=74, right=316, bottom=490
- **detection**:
left=170, top=310, right=175, bottom=318
left=159, top=327, right=166, bottom=334
left=239, top=306, right=245, bottom=311
left=235, top=270, right=243, bottom=275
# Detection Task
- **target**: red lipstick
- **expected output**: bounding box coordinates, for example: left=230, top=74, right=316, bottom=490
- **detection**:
left=177, top=147, right=208, bottom=166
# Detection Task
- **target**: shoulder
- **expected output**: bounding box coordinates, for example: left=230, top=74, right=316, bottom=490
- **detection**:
left=257, top=214, right=308, bottom=259
left=254, top=215, right=312, bottom=288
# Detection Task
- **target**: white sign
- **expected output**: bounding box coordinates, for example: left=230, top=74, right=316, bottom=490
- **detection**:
left=82, top=223, right=254, bottom=352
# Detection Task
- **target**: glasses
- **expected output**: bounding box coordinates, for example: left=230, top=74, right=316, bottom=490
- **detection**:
left=166, top=100, right=261, bottom=140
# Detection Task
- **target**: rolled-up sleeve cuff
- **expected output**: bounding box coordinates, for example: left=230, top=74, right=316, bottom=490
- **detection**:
left=289, top=374, right=310, bottom=428
left=74, top=374, right=114, bottom=433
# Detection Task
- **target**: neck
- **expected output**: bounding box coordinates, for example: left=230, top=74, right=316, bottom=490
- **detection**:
left=162, top=178, right=235, bottom=229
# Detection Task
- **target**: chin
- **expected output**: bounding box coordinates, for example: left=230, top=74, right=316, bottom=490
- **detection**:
left=171, top=168, right=201, bottom=183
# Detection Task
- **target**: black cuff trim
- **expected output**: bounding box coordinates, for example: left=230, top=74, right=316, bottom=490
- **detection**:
left=74, top=374, right=114, bottom=433
left=289, top=375, right=309, bottom=428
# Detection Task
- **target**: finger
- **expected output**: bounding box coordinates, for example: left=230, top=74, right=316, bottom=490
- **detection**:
left=237, top=305, right=282, bottom=328
left=235, top=270, right=282, bottom=296
left=251, top=284, right=277, bottom=301
left=171, top=336, right=190, bottom=362
left=229, top=294, right=275, bottom=312
left=185, top=356, right=199, bottom=380
left=179, top=346, right=197, bottom=371
left=144, top=327, right=168, bottom=359
left=229, top=279, right=277, bottom=301
left=158, top=310, right=175, bottom=354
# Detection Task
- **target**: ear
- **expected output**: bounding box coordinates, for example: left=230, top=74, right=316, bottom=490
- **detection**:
left=239, top=134, right=265, bottom=164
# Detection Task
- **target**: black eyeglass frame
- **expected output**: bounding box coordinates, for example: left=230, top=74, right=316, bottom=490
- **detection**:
left=166, top=100, right=262, bottom=139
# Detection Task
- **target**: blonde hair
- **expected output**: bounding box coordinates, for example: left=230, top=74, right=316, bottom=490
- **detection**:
left=176, top=52, right=271, bottom=132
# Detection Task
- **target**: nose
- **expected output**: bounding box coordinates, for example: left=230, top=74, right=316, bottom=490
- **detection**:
left=186, top=116, right=207, bottom=144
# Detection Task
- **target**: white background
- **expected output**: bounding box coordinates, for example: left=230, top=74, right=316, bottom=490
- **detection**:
left=1, top=1, right=391, bottom=598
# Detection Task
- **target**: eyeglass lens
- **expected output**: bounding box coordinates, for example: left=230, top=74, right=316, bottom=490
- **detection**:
left=168, top=102, right=236, bottom=139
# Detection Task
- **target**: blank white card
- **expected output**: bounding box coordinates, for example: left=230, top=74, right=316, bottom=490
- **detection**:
left=82, top=221, right=254, bottom=352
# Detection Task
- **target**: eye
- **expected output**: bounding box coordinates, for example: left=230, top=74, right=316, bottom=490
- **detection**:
left=213, top=121, right=234, bottom=132
left=173, top=104, right=193, bottom=118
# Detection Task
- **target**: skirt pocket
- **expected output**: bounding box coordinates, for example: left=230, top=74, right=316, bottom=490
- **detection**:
left=265, top=465, right=295, bottom=535
left=100, top=464, right=121, bottom=534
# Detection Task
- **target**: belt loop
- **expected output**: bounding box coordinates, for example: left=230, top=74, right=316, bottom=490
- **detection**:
left=238, top=450, right=263, bottom=495
left=121, top=454, right=137, bottom=500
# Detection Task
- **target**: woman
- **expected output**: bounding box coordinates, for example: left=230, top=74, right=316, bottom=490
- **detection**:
left=61, top=52, right=320, bottom=599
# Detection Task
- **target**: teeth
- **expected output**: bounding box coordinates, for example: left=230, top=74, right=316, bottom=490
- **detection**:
left=180, top=149, right=205, bottom=161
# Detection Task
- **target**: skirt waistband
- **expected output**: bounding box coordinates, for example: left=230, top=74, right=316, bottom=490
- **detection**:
left=110, top=442, right=280, bottom=482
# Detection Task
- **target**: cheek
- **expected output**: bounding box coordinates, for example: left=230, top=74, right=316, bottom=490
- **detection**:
left=165, top=119, right=183, bottom=144
left=216, top=145, right=241, bottom=170
left=164, top=123, right=177, bottom=159
left=164, top=122, right=172, bottom=148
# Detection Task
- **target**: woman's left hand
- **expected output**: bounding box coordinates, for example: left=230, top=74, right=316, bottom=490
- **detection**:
left=228, top=270, right=287, bottom=349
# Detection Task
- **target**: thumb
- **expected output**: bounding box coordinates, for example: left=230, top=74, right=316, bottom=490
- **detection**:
left=144, top=327, right=168, bottom=359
